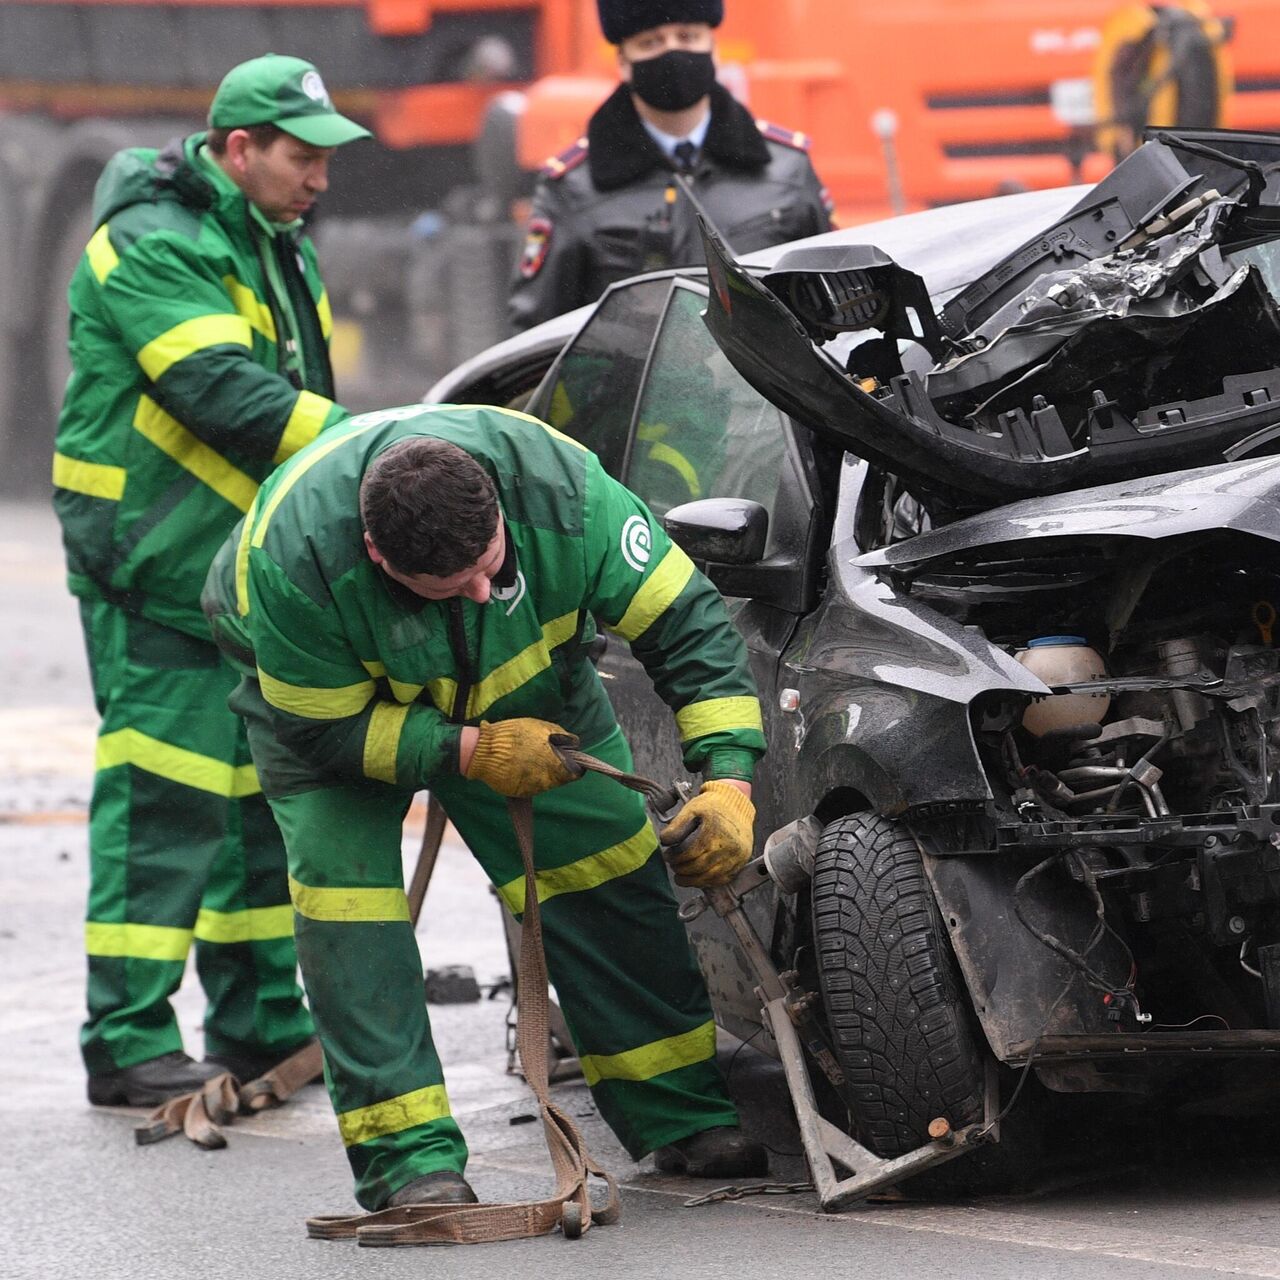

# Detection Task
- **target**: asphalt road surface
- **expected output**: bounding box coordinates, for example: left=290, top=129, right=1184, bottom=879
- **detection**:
left=6, top=499, right=1280, bottom=1280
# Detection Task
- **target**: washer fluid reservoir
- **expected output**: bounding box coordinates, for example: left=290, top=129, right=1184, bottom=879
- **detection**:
left=1015, top=635, right=1111, bottom=737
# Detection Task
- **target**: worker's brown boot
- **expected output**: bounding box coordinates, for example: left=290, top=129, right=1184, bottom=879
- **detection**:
left=654, top=1126, right=769, bottom=1178
left=87, top=1051, right=228, bottom=1107
left=385, top=1171, right=479, bottom=1208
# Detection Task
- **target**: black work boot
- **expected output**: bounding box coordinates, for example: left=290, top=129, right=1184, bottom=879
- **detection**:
left=385, top=1171, right=479, bottom=1208
left=87, top=1051, right=228, bottom=1107
left=653, top=1126, right=769, bottom=1178
left=204, top=1037, right=318, bottom=1083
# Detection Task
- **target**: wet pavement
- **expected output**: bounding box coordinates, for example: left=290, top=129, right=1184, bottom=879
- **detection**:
left=6, top=499, right=1280, bottom=1280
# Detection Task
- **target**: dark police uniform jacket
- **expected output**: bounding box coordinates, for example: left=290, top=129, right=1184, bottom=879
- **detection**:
left=508, top=82, right=833, bottom=332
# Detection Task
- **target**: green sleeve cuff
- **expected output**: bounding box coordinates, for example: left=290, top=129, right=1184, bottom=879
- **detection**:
left=701, top=747, right=758, bottom=783
left=434, top=725, right=464, bottom=780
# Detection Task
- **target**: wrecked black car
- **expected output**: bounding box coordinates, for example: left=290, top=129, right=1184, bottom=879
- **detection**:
left=429, top=131, right=1280, bottom=1190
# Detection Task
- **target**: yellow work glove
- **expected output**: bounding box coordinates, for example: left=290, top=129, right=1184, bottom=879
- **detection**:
left=659, top=781, right=756, bottom=887
left=463, top=718, right=582, bottom=798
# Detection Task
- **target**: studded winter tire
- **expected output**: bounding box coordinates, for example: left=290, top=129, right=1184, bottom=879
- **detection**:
left=811, top=812, right=987, bottom=1159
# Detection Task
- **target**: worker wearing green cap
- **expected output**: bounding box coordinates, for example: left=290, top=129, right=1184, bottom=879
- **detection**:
left=52, top=54, right=369, bottom=1106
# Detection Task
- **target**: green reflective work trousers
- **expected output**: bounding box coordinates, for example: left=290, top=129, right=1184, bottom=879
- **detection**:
left=252, top=688, right=737, bottom=1211
left=79, top=600, right=312, bottom=1075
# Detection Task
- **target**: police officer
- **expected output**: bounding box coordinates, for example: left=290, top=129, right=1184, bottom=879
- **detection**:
left=508, top=0, right=833, bottom=331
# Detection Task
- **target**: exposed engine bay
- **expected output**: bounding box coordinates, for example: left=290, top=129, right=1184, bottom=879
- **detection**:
left=884, top=526, right=1280, bottom=1075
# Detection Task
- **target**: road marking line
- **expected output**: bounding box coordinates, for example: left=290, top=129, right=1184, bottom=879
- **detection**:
left=0, top=811, right=87, bottom=826
left=845, top=1205, right=1280, bottom=1277
left=471, top=1154, right=1280, bottom=1277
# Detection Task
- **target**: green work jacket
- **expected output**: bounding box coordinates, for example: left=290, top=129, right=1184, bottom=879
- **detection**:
left=203, top=404, right=766, bottom=793
left=53, top=132, right=348, bottom=640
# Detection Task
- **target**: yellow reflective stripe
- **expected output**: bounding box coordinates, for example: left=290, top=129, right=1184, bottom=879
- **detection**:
left=86, top=224, right=120, bottom=284
left=234, top=492, right=260, bottom=617
left=52, top=451, right=126, bottom=500
left=675, top=696, right=764, bottom=743
left=612, top=545, right=695, bottom=642
left=133, top=395, right=258, bottom=513
left=579, top=1020, right=717, bottom=1088
left=363, top=701, right=410, bottom=783
left=257, top=669, right=375, bottom=720
left=85, top=921, right=192, bottom=962
left=337, top=1083, right=451, bottom=1147
left=273, top=390, right=334, bottom=464
left=252, top=422, right=380, bottom=548
left=549, top=381, right=573, bottom=426
left=451, top=403, right=587, bottom=452
left=497, top=822, right=656, bottom=914
left=136, top=313, right=253, bottom=381
left=467, top=611, right=578, bottom=718
left=425, top=677, right=455, bottom=715
left=194, top=904, right=294, bottom=944
left=288, top=875, right=410, bottom=923
left=221, top=274, right=276, bottom=343
left=361, top=661, right=425, bottom=702
left=317, top=288, right=334, bottom=340
left=645, top=441, right=701, bottom=499
left=96, top=727, right=261, bottom=797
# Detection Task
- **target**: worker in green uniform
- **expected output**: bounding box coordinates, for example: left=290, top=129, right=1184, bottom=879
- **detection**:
left=202, top=403, right=769, bottom=1209
left=52, top=54, right=369, bottom=1105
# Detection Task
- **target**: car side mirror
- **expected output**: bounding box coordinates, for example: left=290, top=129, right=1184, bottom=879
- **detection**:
left=662, top=499, right=768, bottom=565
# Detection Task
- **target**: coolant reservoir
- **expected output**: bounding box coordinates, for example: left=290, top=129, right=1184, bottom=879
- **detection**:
left=1016, top=636, right=1112, bottom=737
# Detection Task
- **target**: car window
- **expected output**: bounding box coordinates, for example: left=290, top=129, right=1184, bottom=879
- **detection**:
left=525, top=279, right=671, bottom=477
left=625, top=284, right=789, bottom=551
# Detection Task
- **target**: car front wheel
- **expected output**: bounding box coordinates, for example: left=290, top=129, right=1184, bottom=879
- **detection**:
left=810, top=811, right=987, bottom=1157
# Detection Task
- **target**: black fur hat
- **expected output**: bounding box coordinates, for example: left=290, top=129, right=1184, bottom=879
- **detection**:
left=596, top=0, right=724, bottom=43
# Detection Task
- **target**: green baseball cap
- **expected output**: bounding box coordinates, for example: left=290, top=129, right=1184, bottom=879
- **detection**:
left=209, top=54, right=371, bottom=147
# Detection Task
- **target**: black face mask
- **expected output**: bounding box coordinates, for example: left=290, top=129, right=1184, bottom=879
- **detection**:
left=628, top=50, right=716, bottom=113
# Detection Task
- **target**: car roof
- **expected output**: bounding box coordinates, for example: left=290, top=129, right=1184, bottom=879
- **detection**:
left=425, top=185, right=1086, bottom=403
left=740, top=184, right=1085, bottom=296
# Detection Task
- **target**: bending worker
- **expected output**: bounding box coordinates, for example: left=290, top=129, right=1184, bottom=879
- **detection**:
left=52, top=55, right=367, bottom=1105
left=202, top=403, right=768, bottom=1210
left=509, top=0, right=833, bottom=331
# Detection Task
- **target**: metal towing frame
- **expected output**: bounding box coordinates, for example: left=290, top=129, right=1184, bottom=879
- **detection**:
left=672, top=811, right=991, bottom=1212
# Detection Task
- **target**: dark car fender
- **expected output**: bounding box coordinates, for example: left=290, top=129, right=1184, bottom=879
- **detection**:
left=785, top=553, right=1047, bottom=818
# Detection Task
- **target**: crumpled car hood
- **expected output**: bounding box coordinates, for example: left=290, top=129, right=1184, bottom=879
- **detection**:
left=701, top=130, right=1280, bottom=518
left=855, top=455, right=1280, bottom=568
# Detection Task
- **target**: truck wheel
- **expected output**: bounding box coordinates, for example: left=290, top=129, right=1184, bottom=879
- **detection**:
left=811, top=812, right=986, bottom=1158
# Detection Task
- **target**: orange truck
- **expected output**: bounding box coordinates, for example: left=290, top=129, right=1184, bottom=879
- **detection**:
left=1, top=0, right=1278, bottom=481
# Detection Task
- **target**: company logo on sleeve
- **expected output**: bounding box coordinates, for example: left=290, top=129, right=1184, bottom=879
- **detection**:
left=621, top=516, right=652, bottom=572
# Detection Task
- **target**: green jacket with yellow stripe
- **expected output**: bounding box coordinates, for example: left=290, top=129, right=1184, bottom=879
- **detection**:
left=202, top=404, right=765, bottom=793
left=53, top=132, right=349, bottom=640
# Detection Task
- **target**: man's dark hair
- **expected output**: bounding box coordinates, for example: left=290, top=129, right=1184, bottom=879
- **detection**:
left=205, top=123, right=286, bottom=156
left=360, top=437, right=499, bottom=577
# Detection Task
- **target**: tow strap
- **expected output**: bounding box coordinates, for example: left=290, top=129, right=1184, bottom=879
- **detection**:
left=140, top=751, right=680, bottom=1245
